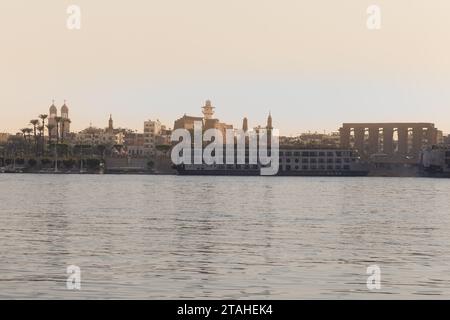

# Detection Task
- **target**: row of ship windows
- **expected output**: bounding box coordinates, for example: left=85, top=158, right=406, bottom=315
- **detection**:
left=282, top=158, right=353, bottom=163
left=282, top=164, right=351, bottom=171
left=191, top=164, right=351, bottom=170
left=280, top=151, right=352, bottom=157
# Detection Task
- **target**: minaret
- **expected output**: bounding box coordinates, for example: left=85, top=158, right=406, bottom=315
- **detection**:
left=48, top=100, right=58, bottom=138
left=266, top=111, right=273, bottom=130
left=108, top=114, right=114, bottom=133
left=242, top=117, right=248, bottom=132
left=49, top=100, right=57, bottom=117
left=61, top=100, right=69, bottom=119
left=202, top=100, right=215, bottom=120
left=61, top=100, right=70, bottom=136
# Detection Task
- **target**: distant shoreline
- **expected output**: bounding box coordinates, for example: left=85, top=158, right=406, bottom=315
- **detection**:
left=1, top=171, right=449, bottom=178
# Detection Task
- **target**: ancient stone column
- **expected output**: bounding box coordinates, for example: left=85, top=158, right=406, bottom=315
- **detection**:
left=383, top=126, right=394, bottom=155
left=354, top=127, right=366, bottom=154
left=339, top=127, right=351, bottom=148
left=426, top=127, right=437, bottom=145
left=397, top=126, right=409, bottom=155
left=368, top=127, right=380, bottom=154
left=412, top=126, right=423, bottom=155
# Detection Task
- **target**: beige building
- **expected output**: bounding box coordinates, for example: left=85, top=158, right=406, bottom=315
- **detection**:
left=75, top=127, right=121, bottom=146
left=173, top=100, right=233, bottom=139
left=143, top=119, right=162, bottom=156
left=0, top=133, right=9, bottom=144
left=124, top=132, right=145, bottom=157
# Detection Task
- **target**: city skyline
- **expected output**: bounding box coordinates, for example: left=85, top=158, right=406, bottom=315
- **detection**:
left=1, top=94, right=449, bottom=137
left=2, top=1, right=450, bottom=134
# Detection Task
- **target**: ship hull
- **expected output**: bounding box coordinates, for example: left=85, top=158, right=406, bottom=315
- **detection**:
left=176, top=168, right=369, bottom=177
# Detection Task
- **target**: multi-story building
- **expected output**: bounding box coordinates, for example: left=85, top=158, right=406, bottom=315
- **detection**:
left=156, top=125, right=172, bottom=146
left=124, top=132, right=145, bottom=157
left=143, top=119, right=162, bottom=156
left=0, top=133, right=9, bottom=144
left=173, top=100, right=234, bottom=140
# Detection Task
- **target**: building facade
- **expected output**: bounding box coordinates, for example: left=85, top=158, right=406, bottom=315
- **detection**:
left=340, top=122, right=439, bottom=162
left=143, top=119, right=162, bottom=156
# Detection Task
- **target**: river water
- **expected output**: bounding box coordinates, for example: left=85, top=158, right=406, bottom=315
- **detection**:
left=1, top=174, right=450, bottom=299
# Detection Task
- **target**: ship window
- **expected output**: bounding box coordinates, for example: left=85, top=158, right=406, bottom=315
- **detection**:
left=286, top=152, right=292, bottom=156
left=295, top=165, right=299, bottom=170
left=335, top=158, right=342, bottom=163
left=279, top=151, right=284, bottom=156
left=286, top=158, right=291, bottom=163
left=295, top=158, right=299, bottom=163
left=294, top=152, right=300, bottom=156
left=343, top=165, right=350, bottom=170
left=327, top=165, right=333, bottom=170
left=335, top=165, right=341, bottom=170
left=302, top=152, right=309, bottom=157
left=310, top=158, right=317, bottom=163
left=319, top=165, right=325, bottom=170
left=302, top=158, right=308, bottom=163
left=344, top=158, right=350, bottom=163
left=318, top=158, right=325, bottom=163
left=327, top=158, right=333, bottom=163
left=336, top=151, right=342, bottom=157
left=310, top=152, right=317, bottom=157
left=327, top=152, right=334, bottom=157
left=319, top=152, right=325, bottom=157
left=286, top=165, right=291, bottom=171
left=310, top=165, right=317, bottom=170
left=302, top=165, right=308, bottom=170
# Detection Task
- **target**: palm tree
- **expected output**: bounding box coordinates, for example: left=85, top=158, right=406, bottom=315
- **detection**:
left=21, top=128, right=33, bottom=155
left=39, top=114, right=48, bottom=133
left=30, top=119, right=39, bottom=156
left=46, top=124, right=55, bottom=146
left=20, top=128, right=28, bottom=147
left=39, top=114, right=48, bottom=155
left=37, top=125, right=44, bottom=156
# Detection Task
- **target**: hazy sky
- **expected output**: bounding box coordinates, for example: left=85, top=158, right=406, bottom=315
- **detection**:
left=1, top=0, right=450, bottom=135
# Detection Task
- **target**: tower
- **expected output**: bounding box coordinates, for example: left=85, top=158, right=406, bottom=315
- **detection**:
left=108, top=114, right=114, bottom=133
left=266, top=111, right=273, bottom=130
left=242, top=117, right=248, bottom=132
left=202, top=100, right=215, bottom=120
left=61, top=101, right=69, bottom=119
left=61, top=100, right=70, bottom=136
left=48, top=100, right=58, bottom=138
